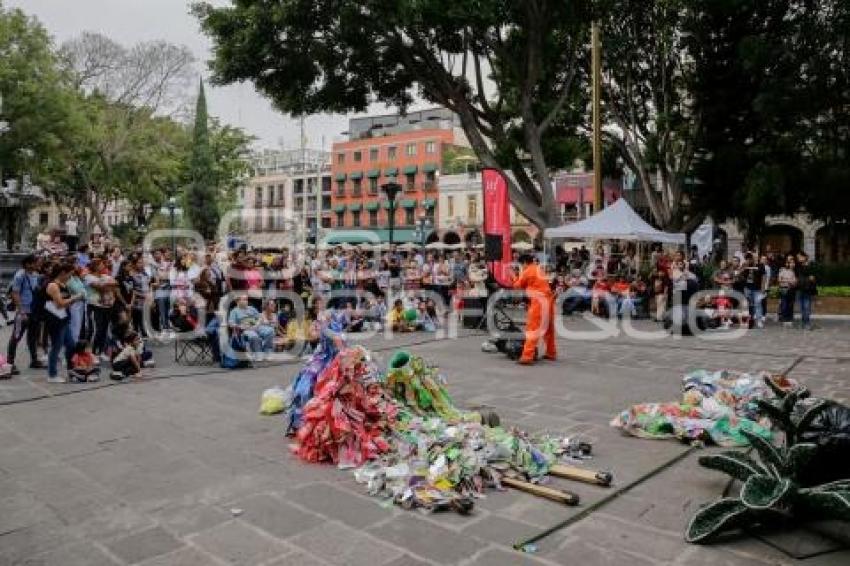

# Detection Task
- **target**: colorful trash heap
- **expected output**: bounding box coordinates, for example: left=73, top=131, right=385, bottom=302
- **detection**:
left=611, top=370, right=799, bottom=447
left=269, top=346, right=598, bottom=514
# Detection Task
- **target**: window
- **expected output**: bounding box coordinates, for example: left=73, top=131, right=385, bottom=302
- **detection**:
left=336, top=211, right=345, bottom=226
left=369, top=147, right=379, bottom=161
left=277, top=184, right=284, bottom=203
left=447, top=196, right=454, bottom=217
left=425, top=141, right=436, bottom=154
left=467, top=195, right=478, bottom=222
left=352, top=210, right=361, bottom=227
left=337, top=153, right=345, bottom=164
left=426, top=207, right=435, bottom=223
left=240, top=188, right=245, bottom=200
left=369, top=210, right=378, bottom=226
left=369, top=177, right=378, bottom=195
left=39, top=212, right=49, bottom=225
left=424, top=171, right=436, bottom=190
left=405, top=173, right=415, bottom=191
left=405, top=143, right=416, bottom=156
left=353, top=178, right=362, bottom=196
left=255, top=186, right=263, bottom=207
left=405, top=208, right=415, bottom=225
left=268, top=185, right=275, bottom=205
left=387, top=146, right=397, bottom=159
left=336, top=181, right=345, bottom=196
left=322, top=217, right=332, bottom=228
left=353, top=150, right=362, bottom=162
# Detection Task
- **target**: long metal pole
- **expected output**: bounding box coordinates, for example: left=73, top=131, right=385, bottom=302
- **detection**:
left=591, top=22, right=603, bottom=213
left=300, top=115, right=307, bottom=250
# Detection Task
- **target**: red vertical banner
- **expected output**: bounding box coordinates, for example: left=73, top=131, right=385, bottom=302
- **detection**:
left=482, top=168, right=513, bottom=287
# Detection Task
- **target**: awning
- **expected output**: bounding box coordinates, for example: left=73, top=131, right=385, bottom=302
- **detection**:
left=366, top=169, right=380, bottom=178
left=322, top=228, right=424, bottom=245
left=400, top=199, right=417, bottom=209
left=423, top=163, right=439, bottom=173
left=333, top=204, right=346, bottom=212
left=349, top=203, right=362, bottom=212
left=335, top=173, right=347, bottom=182
left=421, top=198, right=436, bottom=209
left=349, top=171, right=363, bottom=180
left=365, top=201, right=380, bottom=211
left=384, top=167, right=399, bottom=176
left=403, top=165, right=418, bottom=175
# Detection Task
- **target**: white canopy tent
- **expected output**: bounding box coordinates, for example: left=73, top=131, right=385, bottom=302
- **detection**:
left=543, top=199, right=686, bottom=245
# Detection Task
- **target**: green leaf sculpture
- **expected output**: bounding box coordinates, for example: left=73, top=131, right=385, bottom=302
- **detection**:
left=686, top=376, right=848, bottom=544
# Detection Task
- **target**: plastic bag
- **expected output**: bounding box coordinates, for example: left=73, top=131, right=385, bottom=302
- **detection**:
left=259, top=386, right=290, bottom=415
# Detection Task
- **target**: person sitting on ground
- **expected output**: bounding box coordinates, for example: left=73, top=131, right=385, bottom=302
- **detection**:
left=388, top=299, right=411, bottom=333
left=258, top=300, right=285, bottom=351
left=69, top=340, right=101, bottom=383
left=111, top=331, right=143, bottom=380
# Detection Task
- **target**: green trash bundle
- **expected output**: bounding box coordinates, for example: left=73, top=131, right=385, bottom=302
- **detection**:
left=386, top=351, right=479, bottom=423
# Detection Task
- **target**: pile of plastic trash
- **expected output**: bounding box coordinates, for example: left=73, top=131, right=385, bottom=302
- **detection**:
left=610, top=370, right=799, bottom=446
left=266, top=345, right=587, bottom=513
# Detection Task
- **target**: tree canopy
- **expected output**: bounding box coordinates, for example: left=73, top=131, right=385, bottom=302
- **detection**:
left=195, top=0, right=596, bottom=228
left=196, top=0, right=849, bottom=233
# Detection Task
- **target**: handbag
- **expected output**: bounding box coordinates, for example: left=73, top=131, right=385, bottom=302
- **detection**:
left=45, top=300, right=68, bottom=321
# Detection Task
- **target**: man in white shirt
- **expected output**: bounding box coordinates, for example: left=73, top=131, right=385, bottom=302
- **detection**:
left=65, top=217, right=79, bottom=252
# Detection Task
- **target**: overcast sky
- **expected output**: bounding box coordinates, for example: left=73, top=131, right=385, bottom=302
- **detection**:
left=10, top=0, right=409, bottom=151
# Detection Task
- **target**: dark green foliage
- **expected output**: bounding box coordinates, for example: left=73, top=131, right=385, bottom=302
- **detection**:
left=185, top=80, right=219, bottom=240
left=686, top=378, right=849, bottom=544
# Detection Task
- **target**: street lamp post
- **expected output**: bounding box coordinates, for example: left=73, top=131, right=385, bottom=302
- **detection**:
left=381, top=182, right=401, bottom=249
left=416, top=215, right=432, bottom=248
left=167, top=196, right=177, bottom=257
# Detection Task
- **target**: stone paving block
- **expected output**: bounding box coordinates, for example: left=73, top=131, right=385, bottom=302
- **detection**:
left=225, top=492, right=324, bottom=539
left=265, top=550, right=331, bottom=566
left=0, top=518, right=81, bottom=565
left=382, top=554, right=433, bottom=566
left=366, top=514, right=483, bottom=564
left=104, top=525, right=185, bottom=565
left=552, top=516, right=686, bottom=563
left=152, top=502, right=232, bottom=537
left=135, top=546, right=227, bottom=566
left=541, top=537, right=658, bottom=566
left=461, top=515, right=541, bottom=547
left=17, top=540, right=121, bottom=566
left=289, top=521, right=403, bottom=566
left=0, top=491, right=57, bottom=534
left=68, top=502, right=158, bottom=542
left=189, top=519, right=292, bottom=566
left=287, top=483, right=389, bottom=528
left=466, top=547, right=559, bottom=566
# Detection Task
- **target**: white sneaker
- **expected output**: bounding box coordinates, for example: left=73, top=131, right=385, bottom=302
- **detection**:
left=46, top=375, right=67, bottom=384
left=756, top=320, right=764, bottom=329
left=142, top=360, right=156, bottom=368
left=87, top=373, right=101, bottom=382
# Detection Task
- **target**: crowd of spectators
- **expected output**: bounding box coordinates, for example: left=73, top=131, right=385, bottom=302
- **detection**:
left=2, top=236, right=818, bottom=380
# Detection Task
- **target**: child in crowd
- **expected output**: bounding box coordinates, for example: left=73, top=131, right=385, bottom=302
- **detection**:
left=111, top=332, right=143, bottom=379
left=69, top=340, right=101, bottom=382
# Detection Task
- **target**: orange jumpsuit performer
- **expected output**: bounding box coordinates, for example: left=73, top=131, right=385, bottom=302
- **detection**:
left=512, top=255, right=557, bottom=364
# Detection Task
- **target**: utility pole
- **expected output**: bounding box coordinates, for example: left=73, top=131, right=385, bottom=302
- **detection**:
left=591, top=22, right=603, bottom=213
left=300, top=115, right=307, bottom=249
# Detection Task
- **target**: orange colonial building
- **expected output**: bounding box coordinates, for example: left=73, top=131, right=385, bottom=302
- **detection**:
left=328, top=108, right=467, bottom=244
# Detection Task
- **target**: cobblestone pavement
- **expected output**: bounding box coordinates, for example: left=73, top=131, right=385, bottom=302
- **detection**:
left=1, top=320, right=848, bottom=565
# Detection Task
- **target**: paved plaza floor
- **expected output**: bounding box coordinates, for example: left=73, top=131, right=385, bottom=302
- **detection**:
left=1, top=319, right=848, bottom=565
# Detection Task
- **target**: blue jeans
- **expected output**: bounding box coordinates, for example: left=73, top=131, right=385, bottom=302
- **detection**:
left=799, top=293, right=813, bottom=327
left=243, top=326, right=274, bottom=354
left=47, top=319, right=75, bottom=377
left=744, top=288, right=764, bottom=322
left=69, top=300, right=86, bottom=343
left=156, top=297, right=171, bottom=330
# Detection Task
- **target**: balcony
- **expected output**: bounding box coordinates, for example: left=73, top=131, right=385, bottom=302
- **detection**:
left=352, top=188, right=362, bottom=197
left=404, top=183, right=416, bottom=193
left=423, top=181, right=437, bottom=192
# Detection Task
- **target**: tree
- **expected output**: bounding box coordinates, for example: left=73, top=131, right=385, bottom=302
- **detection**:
left=184, top=79, right=219, bottom=240
left=60, top=31, right=195, bottom=116
left=194, top=0, right=596, bottom=228
left=685, top=0, right=849, bottom=239
left=0, top=3, right=76, bottom=185
left=601, top=0, right=702, bottom=231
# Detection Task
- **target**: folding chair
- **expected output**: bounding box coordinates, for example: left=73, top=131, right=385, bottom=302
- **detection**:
left=174, top=334, right=214, bottom=365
